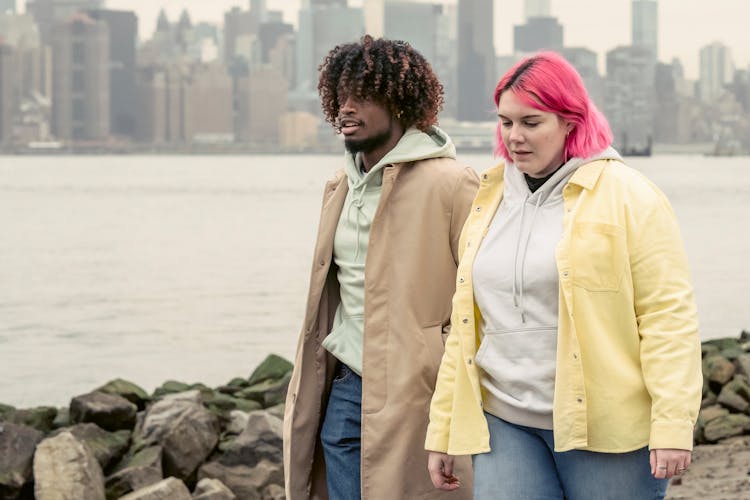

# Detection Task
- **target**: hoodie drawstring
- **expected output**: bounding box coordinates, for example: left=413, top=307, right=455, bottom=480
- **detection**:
left=512, top=194, right=544, bottom=324
left=348, top=184, right=368, bottom=261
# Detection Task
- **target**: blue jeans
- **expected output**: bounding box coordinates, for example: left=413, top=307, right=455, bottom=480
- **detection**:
left=474, top=413, right=668, bottom=500
left=320, top=363, right=362, bottom=500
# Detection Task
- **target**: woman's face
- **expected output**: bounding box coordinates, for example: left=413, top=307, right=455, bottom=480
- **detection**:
left=497, top=91, right=573, bottom=178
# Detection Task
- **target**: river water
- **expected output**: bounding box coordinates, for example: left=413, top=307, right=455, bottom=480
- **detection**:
left=0, top=154, right=748, bottom=407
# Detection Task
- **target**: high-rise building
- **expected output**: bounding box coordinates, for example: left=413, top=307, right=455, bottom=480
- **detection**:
left=224, top=7, right=256, bottom=64
left=605, top=45, right=655, bottom=152
left=513, top=16, right=563, bottom=54
left=383, top=1, right=442, bottom=63
left=524, top=0, right=550, bottom=20
left=52, top=13, right=110, bottom=141
left=0, top=0, right=15, bottom=13
left=364, top=0, right=385, bottom=37
left=296, top=0, right=364, bottom=92
left=237, top=65, right=288, bottom=144
left=457, top=0, right=495, bottom=121
left=632, top=0, right=657, bottom=59
left=699, top=41, right=733, bottom=103
left=0, top=44, right=13, bottom=144
left=561, top=47, right=603, bottom=108
left=27, top=0, right=104, bottom=44
left=86, top=9, right=137, bottom=139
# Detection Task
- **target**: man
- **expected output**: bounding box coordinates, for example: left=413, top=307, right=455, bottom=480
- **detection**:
left=283, top=36, right=478, bottom=500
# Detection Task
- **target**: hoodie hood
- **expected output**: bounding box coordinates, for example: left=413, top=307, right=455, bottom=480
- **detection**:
left=343, top=125, right=456, bottom=189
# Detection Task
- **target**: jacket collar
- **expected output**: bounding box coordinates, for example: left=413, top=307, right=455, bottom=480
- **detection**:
left=567, top=160, right=609, bottom=191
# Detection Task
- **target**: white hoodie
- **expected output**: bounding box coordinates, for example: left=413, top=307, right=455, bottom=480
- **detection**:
left=472, top=147, right=622, bottom=429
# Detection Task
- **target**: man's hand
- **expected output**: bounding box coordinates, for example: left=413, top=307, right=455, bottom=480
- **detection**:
left=650, top=448, right=692, bottom=479
left=428, top=451, right=461, bottom=491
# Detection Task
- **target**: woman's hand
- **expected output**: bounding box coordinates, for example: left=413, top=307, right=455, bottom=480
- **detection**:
left=650, top=448, right=692, bottom=478
left=428, top=451, right=461, bottom=490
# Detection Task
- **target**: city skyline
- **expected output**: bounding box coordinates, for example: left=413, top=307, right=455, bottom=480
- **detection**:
left=13, top=0, right=743, bottom=81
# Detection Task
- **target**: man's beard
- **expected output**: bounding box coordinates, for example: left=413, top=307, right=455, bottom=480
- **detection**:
left=344, top=125, right=393, bottom=154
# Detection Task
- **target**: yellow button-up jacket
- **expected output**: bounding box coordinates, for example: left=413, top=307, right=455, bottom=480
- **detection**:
left=426, top=159, right=702, bottom=455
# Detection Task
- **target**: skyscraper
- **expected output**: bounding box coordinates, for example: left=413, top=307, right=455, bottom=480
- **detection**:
left=52, top=13, right=110, bottom=141
left=699, top=42, right=733, bottom=103
left=384, top=1, right=443, bottom=64
left=605, top=45, right=655, bottom=152
left=457, top=0, right=495, bottom=121
left=296, top=0, right=364, bottom=92
left=514, top=16, right=563, bottom=54
left=632, top=0, right=657, bottom=59
left=524, top=0, right=550, bottom=20
left=86, top=9, right=138, bottom=139
left=0, top=0, right=15, bottom=13
left=27, top=0, right=105, bottom=44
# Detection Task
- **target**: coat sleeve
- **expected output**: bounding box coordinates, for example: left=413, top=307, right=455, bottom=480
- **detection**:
left=629, top=187, right=702, bottom=451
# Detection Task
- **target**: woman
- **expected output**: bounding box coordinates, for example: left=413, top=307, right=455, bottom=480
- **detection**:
left=425, top=52, right=702, bottom=499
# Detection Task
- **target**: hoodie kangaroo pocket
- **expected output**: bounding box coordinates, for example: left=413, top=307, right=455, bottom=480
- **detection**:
left=475, top=327, right=557, bottom=413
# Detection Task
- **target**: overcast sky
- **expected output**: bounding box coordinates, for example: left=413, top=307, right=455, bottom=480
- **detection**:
left=20, top=0, right=750, bottom=80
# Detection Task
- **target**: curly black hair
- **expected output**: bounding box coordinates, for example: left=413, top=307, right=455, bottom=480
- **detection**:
left=318, top=35, right=444, bottom=132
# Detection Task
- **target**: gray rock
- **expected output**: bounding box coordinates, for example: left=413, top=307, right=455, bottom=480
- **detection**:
left=34, top=431, right=106, bottom=500
left=265, top=404, right=284, bottom=421
left=152, top=381, right=192, bottom=399
left=96, top=379, right=150, bottom=411
left=262, top=484, right=285, bottom=500
left=192, top=478, right=237, bottom=500
left=235, top=375, right=290, bottom=408
left=70, top=391, right=137, bottom=432
left=225, top=411, right=250, bottom=436
left=0, top=422, right=43, bottom=498
left=137, top=392, right=220, bottom=480
left=219, top=411, right=282, bottom=467
left=118, top=477, right=192, bottom=500
left=703, top=414, right=750, bottom=442
left=703, top=355, right=736, bottom=385
left=735, top=354, right=750, bottom=377
left=198, top=460, right=283, bottom=500
left=3, top=406, right=58, bottom=433
left=53, top=423, right=131, bottom=471
left=53, top=406, right=71, bottom=429
left=105, top=446, right=163, bottom=499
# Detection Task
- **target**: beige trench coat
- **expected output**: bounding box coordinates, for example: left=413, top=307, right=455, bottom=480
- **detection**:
left=283, top=157, right=479, bottom=499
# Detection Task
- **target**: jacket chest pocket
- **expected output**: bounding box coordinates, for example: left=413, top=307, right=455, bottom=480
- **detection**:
left=570, top=222, right=627, bottom=292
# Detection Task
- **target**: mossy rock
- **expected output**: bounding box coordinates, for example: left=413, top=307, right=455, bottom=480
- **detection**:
left=248, top=354, right=293, bottom=386
left=701, top=344, right=720, bottom=358
left=236, top=373, right=291, bottom=407
left=5, top=406, right=58, bottom=433
left=152, top=380, right=191, bottom=399
left=203, top=392, right=262, bottom=420
left=703, top=338, right=741, bottom=352
left=0, top=403, right=15, bottom=420
left=97, top=378, right=150, bottom=410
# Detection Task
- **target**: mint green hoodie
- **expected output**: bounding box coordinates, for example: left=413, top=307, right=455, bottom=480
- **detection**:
left=321, top=126, right=457, bottom=375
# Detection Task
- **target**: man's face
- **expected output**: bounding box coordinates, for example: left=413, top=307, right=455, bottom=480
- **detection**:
left=336, top=94, right=395, bottom=154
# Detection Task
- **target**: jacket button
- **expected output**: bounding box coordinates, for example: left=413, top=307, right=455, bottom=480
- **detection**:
left=576, top=397, right=583, bottom=403
left=462, top=318, right=469, bottom=324
left=562, top=271, right=569, bottom=277
left=319, top=260, right=326, bottom=266
left=475, top=206, right=482, bottom=212
left=482, top=174, right=488, bottom=180
left=459, top=277, right=465, bottom=283
left=467, top=358, right=473, bottom=365
left=573, top=353, right=578, bottom=360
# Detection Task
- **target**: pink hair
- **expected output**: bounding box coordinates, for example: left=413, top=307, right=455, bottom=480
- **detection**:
left=493, top=51, right=612, bottom=162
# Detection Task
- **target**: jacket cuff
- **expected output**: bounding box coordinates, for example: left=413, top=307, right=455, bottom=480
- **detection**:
left=424, top=424, right=449, bottom=453
left=649, top=420, right=695, bottom=450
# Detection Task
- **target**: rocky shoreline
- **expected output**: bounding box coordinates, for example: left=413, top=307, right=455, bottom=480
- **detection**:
left=1, top=331, right=750, bottom=499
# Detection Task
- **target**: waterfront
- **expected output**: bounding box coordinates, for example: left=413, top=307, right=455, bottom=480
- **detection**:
left=0, top=154, right=748, bottom=407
